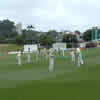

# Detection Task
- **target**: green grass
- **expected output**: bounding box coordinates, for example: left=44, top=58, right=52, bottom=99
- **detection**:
left=0, top=48, right=100, bottom=100
left=0, top=44, right=23, bottom=52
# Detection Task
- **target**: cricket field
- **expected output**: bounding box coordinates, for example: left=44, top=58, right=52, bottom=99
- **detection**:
left=0, top=48, right=100, bottom=100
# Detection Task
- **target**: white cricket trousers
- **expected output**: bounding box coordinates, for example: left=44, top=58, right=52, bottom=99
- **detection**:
left=78, top=53, right=84, bottom=67
left=18, top=56, right=22, bottom=65
left=72, top=54, right=75, bottom=64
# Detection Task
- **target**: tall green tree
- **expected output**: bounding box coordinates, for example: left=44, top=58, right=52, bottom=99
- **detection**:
left=16, top=35, right=24, bottom=45
left=83, top=29, right=92, bottom=41
left=62, top=34, right=73, bottom=43
left=47, top=30, right=58, bottom=37
left=40, top=34, right=56, bottom=48
left=62, top=34, right=78, bottom=48
left=0, top=19, right=17, bottom=43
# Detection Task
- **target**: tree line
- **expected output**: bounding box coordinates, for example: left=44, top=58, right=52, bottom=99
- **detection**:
left=0, top=19, right=92, bottom=47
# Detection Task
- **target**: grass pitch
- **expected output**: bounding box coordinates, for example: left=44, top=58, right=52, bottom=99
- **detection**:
left=0, top=48, right=100, bottom=100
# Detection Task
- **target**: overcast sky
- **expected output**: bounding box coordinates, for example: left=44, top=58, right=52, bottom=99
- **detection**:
left=0, top=0, right=100, bottom=32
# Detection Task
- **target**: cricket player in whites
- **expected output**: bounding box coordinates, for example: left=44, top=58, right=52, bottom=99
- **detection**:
left=27, top=48, right=31, bottom=64
left=17, top=49, right=22, bottom=65
left=76, top=48, right=84, bottom=67
left=49, top=48, right=54, bottom=72
left=70, top=48, right=75, bottom=64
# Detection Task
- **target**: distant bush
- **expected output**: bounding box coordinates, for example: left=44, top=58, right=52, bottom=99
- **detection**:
left=16, top=36, right=24, bottom=45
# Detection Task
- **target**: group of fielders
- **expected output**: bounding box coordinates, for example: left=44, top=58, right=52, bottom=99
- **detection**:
left=17, top=47, right=84, bottom=69
left=17, top=32, right=84, bottom=69
left=70, top=48, right=84, bottom=67
left=17, top=48, right=50, bottom=65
